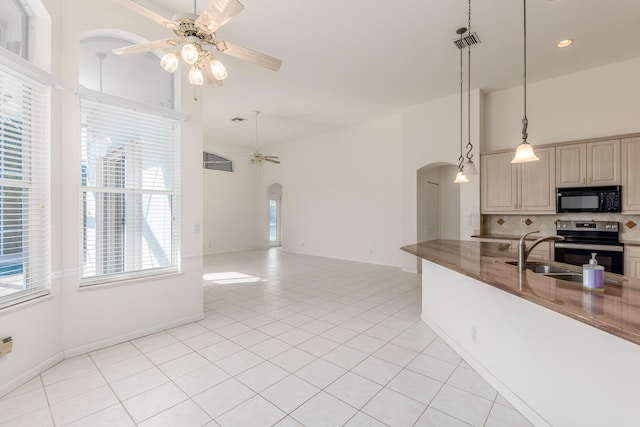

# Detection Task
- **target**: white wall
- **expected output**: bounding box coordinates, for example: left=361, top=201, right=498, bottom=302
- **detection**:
left=0, top=0, right=204, bottom=395
left=484, top=57, right=640, bottom=152
left=257, top=115, right=404, bottom=267
left=202, top=142, right=261, bottom=255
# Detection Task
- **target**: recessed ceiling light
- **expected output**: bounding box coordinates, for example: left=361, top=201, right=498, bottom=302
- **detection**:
left=556, top=39, right=573, bottom=48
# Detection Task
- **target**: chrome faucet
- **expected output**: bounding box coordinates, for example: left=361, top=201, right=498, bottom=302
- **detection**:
left=517, top=231, right=565, bottom=270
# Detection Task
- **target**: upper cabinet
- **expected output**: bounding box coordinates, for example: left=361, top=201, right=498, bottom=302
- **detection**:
left=555, top=139, right=620, bottom=188
left=481, top=147, right=556, bottom=214
left=622, top=137, right=640, bottom=213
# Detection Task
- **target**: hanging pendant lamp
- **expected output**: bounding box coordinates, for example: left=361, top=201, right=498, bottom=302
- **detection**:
left=454, top=27, right=469, bottom=184
left=464, top=0, right=478, bottom=175
left=511, top=0, right=539, bottom=163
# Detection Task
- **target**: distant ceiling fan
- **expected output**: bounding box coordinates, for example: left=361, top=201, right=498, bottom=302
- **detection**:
left=250, top=111, right=280, bottom=166
left=111, top=0, right=282, bottom=86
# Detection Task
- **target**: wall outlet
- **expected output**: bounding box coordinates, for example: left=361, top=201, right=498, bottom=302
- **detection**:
left=520, top=218, right=526, bottom=225
left=0, top=337, right=13, bottom=355
left=193, top=223, right=200, bottom=233
left=471, top=327, right=478, bottom=343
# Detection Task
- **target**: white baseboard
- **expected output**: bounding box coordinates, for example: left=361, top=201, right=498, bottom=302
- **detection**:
left=420, top=313, right=549, bottom=427
left=0, top=352, right=63, bottom=398
left=63, top=312, right=205, bottom=358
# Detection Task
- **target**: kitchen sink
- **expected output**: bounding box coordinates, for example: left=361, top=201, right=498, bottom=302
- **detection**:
left=504, top=261, right=575, bottom=274
left=543, top=273, right=584, bottom=283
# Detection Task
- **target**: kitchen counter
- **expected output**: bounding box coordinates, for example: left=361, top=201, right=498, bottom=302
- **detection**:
left=403, top=240, right=640, bottom=426
left=401, top=239, right=640, bottom=346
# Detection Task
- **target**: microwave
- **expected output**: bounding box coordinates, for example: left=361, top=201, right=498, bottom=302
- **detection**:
left=556, top=185, right=621, bottom=213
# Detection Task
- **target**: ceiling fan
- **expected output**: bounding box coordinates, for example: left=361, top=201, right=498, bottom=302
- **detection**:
left=111, top=0, right=282, bottom=85
left=250, top=111, right=280, bottom=166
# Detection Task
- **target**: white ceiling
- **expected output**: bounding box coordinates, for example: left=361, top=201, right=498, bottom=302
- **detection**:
left=139, top=0, right=640, bottom=148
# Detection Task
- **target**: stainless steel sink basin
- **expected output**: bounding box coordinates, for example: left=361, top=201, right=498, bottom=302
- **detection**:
left=543, top=273, right=584, bottom=283
left=504, top=261, right=574, bottom=274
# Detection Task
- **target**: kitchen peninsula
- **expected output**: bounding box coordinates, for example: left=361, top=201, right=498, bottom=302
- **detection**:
left=402, top=240, right=640, bottom=427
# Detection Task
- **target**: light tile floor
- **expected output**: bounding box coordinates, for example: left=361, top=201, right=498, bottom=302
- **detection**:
left=0, top=249, right=533, bottom=426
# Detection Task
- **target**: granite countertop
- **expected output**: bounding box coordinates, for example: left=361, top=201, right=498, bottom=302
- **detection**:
left=401, top=240, right=640, bottom=346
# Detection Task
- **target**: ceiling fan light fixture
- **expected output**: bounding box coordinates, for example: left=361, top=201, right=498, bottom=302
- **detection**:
left=210, top=58, right=228, bottom=80
left=160, top=52, right=179, bottom=73
left=189, top=66, right=204, bottom=85
left=181, top=42, right=200, bottom=65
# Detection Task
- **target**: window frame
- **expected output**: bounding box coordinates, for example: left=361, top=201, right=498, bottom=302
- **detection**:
left=78, top=87, right=184, bottom=287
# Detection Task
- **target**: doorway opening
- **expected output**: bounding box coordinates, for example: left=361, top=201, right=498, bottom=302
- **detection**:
left=268, top=183, right=282, bottom=247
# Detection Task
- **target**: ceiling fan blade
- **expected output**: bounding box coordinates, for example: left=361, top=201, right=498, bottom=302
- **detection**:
left=112, top=38, right=179, bottom=56
left=111, top=0, right=173, bottom=27
left=213, top=40, right=282, bottom=71
left=263, top=156, right=279, bottom=159
left=263, top=158, right=281, bottom=164
left=195, top=0, right=245, bottom=33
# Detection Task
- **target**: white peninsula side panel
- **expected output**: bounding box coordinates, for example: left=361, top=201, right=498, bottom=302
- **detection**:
left=421, top=259, right=640, bottom=427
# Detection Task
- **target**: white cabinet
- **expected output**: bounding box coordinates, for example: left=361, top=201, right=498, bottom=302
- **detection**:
left=622, top=137, right=640, bottom=213
left=625, top=246, right=640, bottom=279
left=481, top=147, right=556, bottom=214
left=555, top=140, right=620, bottom=188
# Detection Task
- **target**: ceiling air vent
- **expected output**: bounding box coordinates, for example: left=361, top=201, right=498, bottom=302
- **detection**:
left=453, top=32, right=481, bottom=50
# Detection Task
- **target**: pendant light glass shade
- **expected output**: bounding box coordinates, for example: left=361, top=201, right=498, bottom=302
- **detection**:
left=512, top=141, right=539, bottom=163
left=189, top=66, right=204, bottom=85
left=464, top=159, right=478, bottom=175
left=454, top=171, right=469, bottom=183
left=160, top=52, right=179, bottom=73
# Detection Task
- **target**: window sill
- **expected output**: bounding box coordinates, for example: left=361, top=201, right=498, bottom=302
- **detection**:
left=0, top=291, right=54, bottom=315
left=78, top=270, right=184, bottom=292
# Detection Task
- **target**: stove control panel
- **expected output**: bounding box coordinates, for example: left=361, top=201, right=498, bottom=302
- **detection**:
left=556, top=220, right=619, bottom=232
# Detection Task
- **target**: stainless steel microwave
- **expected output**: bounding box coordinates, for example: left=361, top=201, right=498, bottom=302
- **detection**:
left=556, top=185, right=621, bottom=213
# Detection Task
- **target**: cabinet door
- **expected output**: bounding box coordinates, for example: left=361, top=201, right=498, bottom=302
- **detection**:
left=556, top=144, right=585, bottom=187
left=587, top=139, right=620, bottom=186
left=622, top=137, right=640, bottom=213
left=481, top=152, right=517, bottom=213
left=519, top=147, right=556, bottom=213
left=625, top=247, right=640, bottom=278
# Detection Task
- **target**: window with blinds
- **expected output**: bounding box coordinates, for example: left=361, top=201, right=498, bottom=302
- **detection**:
left=0, top=61, right=50, bottom=308
left=80, top=97, right=180, bottom=285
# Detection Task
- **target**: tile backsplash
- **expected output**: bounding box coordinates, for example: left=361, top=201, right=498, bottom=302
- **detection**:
left=482, top=213, right=640, bottom=242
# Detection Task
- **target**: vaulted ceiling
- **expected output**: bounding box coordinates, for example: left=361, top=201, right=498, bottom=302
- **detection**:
left=138, top=0, right=640, bottom=147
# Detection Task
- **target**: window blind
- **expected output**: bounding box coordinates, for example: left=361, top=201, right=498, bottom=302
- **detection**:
left=0, top=61, right=50, bottom=308
left=80, top=98, right=180, bottom=285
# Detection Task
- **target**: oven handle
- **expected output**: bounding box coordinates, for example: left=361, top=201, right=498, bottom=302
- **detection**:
left=554, top=242, right=624, bottom=252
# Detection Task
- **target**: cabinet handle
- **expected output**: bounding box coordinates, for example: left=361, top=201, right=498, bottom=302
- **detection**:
left=588, top=177, right=592, bottom=184
left=582, top=178, right=586, bottom=184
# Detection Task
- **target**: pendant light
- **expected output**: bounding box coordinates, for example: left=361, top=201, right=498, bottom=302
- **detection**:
left=464, top=0, right=478, bottom=175
left=454, top=27, right=469, bottom=184
left=511, top=0, right=539, bottom=163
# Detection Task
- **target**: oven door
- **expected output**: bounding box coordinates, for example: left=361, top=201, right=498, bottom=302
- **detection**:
left=554, top=242, right=624, bottom=274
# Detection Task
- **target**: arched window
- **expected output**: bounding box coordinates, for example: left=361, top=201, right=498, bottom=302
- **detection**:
left=79, top=35, right=174, bottom=109
left=0, top=0, right=31, bottom=59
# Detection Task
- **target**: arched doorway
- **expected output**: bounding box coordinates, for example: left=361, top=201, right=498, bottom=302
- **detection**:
left=416, top=163, right=460, bottom=271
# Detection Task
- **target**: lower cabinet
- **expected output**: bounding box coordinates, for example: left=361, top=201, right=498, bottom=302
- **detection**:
left=625, top=246, right=640, bottom=279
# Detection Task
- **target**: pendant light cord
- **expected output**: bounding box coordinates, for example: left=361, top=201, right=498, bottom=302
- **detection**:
left=522, top=0, right=528, bottom=142
left=465, top=0, right=473, bottom=163
left=458, top=29, right=464, bottom=171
